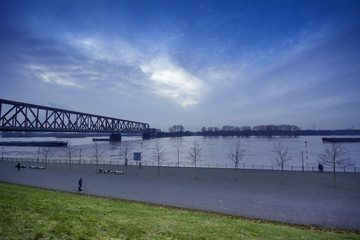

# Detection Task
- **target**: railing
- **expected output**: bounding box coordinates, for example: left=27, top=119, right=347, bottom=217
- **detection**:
left=2, top=157, right=358, bottom=173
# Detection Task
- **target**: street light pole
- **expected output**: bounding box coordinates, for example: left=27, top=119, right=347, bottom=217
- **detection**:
left=301, top=151, right=304, bottom=172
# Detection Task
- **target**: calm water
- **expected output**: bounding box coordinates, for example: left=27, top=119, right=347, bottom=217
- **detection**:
left=1, top=135, right=360, bottom=170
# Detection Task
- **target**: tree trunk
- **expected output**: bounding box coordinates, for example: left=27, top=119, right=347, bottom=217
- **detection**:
left=333, top=164, right=336, bottom=187
left=194, top=162, right=197, bottom=179
left=234, top=164, right=238, bottom=182
left=157, top=160, right=160, bottom=176
left=69, top=155, right=72, bottom=172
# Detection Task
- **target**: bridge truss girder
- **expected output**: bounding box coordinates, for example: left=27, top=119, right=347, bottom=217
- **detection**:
left=0, top=99, right=150, bottom=133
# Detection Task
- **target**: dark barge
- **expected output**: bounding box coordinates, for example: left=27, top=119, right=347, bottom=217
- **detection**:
left=322, top=137, right=360, bottom=143
left=0, top=141, right=68, bottom=147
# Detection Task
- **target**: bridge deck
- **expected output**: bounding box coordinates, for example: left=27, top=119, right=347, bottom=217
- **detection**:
left=0, top=99, right=149, bottom=133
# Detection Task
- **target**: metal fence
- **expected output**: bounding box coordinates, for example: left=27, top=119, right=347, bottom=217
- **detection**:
left=2, top=157, right=358, bottom=173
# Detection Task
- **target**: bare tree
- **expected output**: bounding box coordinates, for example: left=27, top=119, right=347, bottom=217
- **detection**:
left=90, top=143, right=105, bottom=173
left=188, top=141, right=202, bottom=179
left=272, top=141, right=292, bottom=184
left=318, top=142, right=352, bottom=187
left=63, top=143, right=77, bottom=172
left=227, top=140, right=246, bottom=182
left=153, top=141, right=167, bottom=176
left=169, top=125, right=185, bottom=133
left=176, top=138, right=183, bottom=167
left=119, top=141, right=132, bottom=175
left=40, top=147, right=53, bottom=168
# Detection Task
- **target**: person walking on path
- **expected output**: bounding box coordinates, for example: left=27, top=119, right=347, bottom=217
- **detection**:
left=16, top=163, right=21, bottom=171
left=78, top=177, right=83, bottom=192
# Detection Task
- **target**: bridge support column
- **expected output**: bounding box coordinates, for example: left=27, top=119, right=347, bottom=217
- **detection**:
left=142, top=133, right=150, bottom=140
left=110, top=133, right=122, bottom=142
left=142, top=128, right=157, bottom=139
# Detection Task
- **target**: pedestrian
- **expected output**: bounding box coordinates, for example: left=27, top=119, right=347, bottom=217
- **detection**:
left=78, top=177, right=83, bottom=192
left=16, top=163, right=21, bottom=171
left=318, top=163, right=321, bottom=172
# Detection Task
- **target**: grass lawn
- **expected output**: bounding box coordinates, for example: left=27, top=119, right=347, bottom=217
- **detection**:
left=0, top=181, right=359, bottom=240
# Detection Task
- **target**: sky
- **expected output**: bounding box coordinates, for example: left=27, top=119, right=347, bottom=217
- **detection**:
left=0, top=0, right=359, bottom=132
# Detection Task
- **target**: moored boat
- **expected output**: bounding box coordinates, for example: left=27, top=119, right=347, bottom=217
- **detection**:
left=322, top=137, right=360, bottom=143
left=0, top=141, right=68, bottom=147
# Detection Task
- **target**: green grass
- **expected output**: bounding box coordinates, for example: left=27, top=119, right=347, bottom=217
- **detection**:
left=0, top=181, right=359, bottom=240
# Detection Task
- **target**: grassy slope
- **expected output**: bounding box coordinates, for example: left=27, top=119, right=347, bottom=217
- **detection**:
left=0, top=182, right=359, bottom=240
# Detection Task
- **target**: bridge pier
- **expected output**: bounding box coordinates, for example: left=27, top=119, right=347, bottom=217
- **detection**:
left=142, top=133, right=150, bottom=140
left=142, top=128, right=158, bottom=139
left=109, top=133, right=122, bottom=142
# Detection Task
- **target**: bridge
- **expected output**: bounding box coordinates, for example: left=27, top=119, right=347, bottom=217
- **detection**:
left=0, top=99, right=150, bottom=141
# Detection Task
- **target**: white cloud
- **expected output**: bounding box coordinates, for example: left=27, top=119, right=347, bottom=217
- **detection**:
left=69, top=35, right=145, bottom=65
left=27, top=65, right=83, bottom=88
left=140, top=55, right=208, bottom=107
left=40, top=72, right=81, bottom=87
left=61, top=35, right=209, bottom=107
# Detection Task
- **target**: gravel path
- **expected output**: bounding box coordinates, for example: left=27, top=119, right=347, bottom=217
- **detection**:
left=1, top=161, right=359, bottom=229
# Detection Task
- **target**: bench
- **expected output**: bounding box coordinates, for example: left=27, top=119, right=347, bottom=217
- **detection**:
left=29, top=166, right=45, bottom=170
left=15, top=164, right=26, bottom=168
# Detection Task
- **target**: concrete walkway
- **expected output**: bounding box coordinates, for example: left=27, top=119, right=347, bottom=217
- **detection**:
left=0, top=161, right=359, bottom=229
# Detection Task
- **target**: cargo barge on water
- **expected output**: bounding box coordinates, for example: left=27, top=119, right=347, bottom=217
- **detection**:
left=322, top=137, right=360, bottom=143
left=0, top=141, right=68, bottom=147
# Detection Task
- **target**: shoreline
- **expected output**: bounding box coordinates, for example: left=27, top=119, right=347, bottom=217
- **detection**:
left=1, top=161, right=359, bottom=229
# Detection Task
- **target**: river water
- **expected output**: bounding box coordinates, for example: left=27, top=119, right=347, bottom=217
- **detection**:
left=1, top=135, right=359, bottom=171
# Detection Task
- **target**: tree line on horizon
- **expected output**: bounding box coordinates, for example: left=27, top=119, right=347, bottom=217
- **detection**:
left=201, top=124, right=301, bottom=137
left=159, top=124, right=360, bottom=138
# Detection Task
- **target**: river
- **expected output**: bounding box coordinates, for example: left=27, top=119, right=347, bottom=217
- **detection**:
left=1, top=135, right=359, bottom=171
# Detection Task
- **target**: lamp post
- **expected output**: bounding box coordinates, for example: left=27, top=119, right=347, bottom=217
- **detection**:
left=301, top=151, right=304, bottom=172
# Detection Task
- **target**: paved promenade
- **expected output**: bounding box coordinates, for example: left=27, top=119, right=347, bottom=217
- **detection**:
left=0, top=161, right=359, bottom=229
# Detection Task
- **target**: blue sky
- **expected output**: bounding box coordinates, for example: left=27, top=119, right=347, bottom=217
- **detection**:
left=0, top=0, right=359, bottom=131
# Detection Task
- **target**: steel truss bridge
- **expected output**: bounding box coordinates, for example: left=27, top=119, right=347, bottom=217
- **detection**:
left=0, top=99, right=150, bottom=139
